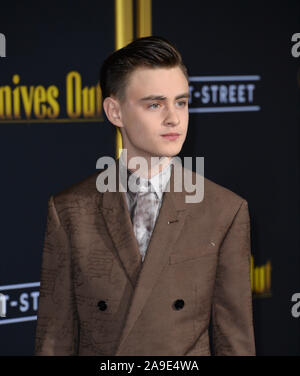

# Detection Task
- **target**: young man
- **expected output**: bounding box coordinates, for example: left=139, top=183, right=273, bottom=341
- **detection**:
left=34, top=36, right=256, bottom=356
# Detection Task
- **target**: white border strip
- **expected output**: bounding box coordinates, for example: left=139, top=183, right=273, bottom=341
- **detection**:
left=189, top=106, right=260, bottom=113
left=0, top=315, right=37, bottom=325
left=0, top=282, right=40, bottom=291
left=189, top=75, right=261, bottom=82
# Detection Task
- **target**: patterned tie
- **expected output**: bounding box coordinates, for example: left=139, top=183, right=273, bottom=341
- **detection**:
left=132, top=177, right=157, bottom=262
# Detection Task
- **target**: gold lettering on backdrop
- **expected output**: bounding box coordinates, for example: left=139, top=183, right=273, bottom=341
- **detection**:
left=66, top=71, right=102, bottom=119
left=96, top=83, right=102, bottom=116
left=47, top=86, right=60, bottom=118
left=251, top=255, right=272, bottom=297
left=82, top=87, right=95, bottom=117
left=0, top=85, right=12, bottom=119
left=20, top=86, right=35, bottom=119
left=34, top=86, right=47, bottom=118
left=12, top=74, right=21, bottom=119
left=8, top=74, right=60, bottom=120
left=0, top=72, right=102, bottom=121
left=66, top=71, right=81, bottom=118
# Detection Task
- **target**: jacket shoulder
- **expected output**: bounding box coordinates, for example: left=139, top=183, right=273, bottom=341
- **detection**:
left=186, top=168, right=248, bottom=218
left=203, top=175, right=247, bottom=206
left=51, top=170, right=102, bottom=209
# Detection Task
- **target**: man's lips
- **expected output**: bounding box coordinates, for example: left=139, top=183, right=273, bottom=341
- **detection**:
left=161, top=133, right=180, bottom=140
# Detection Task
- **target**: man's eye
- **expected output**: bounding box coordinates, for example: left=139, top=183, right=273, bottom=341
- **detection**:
left=148, top=103, right=160, bottom=109
left=177, top=101, right=187, bottom=107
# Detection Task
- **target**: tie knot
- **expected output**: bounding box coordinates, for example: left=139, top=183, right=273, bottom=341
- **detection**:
left=136, top=177, right=152, bottom=193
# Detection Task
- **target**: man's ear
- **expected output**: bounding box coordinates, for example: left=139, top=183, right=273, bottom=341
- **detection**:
left=103, top=97, right=123, bottom=128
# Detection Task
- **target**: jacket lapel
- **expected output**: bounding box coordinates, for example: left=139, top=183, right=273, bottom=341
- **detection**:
left=114, top=157, right=189, bottom=355
left=99, top=159, right=143, bottom=288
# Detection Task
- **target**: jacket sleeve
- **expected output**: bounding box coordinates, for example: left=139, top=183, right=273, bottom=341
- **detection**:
left=211, top=199, right=256, bottom=355
left=34, top=195, right=79, bottom=355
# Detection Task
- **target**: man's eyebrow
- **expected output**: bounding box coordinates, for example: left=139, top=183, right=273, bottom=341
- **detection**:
left=139, top=92, right=190, bottom=101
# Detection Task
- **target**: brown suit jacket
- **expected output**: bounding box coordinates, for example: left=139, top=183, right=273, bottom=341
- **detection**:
left=34, top=158, right=256, bottom=356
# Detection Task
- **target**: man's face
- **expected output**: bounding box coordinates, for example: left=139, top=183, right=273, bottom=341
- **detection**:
left=117, top=66, right=189, bottom=165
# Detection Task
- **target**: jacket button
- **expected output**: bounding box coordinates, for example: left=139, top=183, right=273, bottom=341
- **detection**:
left=97, top=300, right=107, bottom=311
left=173, top=299, right=185, bottom=310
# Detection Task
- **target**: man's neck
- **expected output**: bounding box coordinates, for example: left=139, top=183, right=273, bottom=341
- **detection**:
left=121, top=155, right=172, bottom=179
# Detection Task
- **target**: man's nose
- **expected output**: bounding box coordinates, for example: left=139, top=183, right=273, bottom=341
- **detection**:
left=164, top=106, right=180, bottom=125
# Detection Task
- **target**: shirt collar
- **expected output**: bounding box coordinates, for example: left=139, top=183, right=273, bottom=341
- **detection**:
left=119, top=156, right=173, bottom=200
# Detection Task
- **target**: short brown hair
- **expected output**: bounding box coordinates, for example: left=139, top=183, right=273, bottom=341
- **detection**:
left=99, top=36, right=189, bottom=103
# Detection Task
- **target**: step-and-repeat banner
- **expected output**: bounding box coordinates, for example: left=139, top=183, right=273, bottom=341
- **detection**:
left=0, top=0, right=299, bottom=355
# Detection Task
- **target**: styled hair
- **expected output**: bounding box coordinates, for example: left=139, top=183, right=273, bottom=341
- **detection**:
left=99, top=36, right=189, bottom=103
